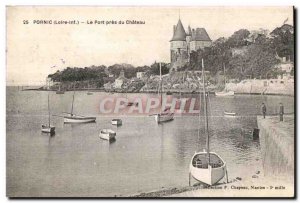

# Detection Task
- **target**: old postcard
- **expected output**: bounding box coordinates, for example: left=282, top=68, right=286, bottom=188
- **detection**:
left=6, top=6, right=295, bottom=198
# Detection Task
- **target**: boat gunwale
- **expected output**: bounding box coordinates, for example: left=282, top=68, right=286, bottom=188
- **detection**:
left=63, top=116, right=96, bottom=120
left=190, top=151, right=226, bottom=170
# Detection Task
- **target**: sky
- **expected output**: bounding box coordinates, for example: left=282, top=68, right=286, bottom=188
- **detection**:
left=6, top=6, right=293, bottom=85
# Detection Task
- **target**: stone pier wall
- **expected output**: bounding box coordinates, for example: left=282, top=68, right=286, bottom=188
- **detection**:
left=257, top=116, right=294, bottom=180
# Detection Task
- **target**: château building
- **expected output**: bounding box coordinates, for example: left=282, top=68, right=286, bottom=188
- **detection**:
left=170, top=19, right=212, bottom=71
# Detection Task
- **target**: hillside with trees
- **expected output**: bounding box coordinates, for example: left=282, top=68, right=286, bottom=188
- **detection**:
left=179, top=24, right=294, bottom=80
left=47, top=24, right=293, bottom=90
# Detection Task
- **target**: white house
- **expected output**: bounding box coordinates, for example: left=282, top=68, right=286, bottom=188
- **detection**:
left=136, top=72, right=145, bottom=79
left=114, top=70, right=128, bottom=89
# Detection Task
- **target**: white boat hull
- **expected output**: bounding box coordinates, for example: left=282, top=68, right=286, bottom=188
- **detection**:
left=224, top=112, right=236, bottom=116
left=41, top=125, right=55, bottom=134
left=154, top=113, right=174, bottom=123
left=64, top=115, right=96, bottom=123
left=215, top=91, right=234, bottom=97
left=189, top=152, right=226, bottom=186
left=224, top=112, right=236, bottom=117
left=111, top=119, right=122, bottom=125
left=99, top=129, right=116, bottom=140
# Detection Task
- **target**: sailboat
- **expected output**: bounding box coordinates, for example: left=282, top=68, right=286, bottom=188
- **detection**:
left=215, top=63, right=234, bottom=96
left=87, top=82, right=93, bottom=95
left=63, top=83, right=96, bottom=123
left=154, top=63, right=174, bottom=123
left=56, top=83, right=65, bottom=94
left=41, top=93, right=55, bottom=134
left=189, top=59, right=228, bottom=186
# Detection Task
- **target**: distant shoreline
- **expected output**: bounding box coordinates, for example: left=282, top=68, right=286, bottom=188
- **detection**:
left=18, top=88, right=294, bottom=97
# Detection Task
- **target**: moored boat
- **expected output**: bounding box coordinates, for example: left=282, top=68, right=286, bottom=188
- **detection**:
left=189, top=59, right=228, bottom=186
left=126, top=102, right=138, bottom=106
left=99, top=129, right=116, bottom=140
left=42, top=92, right=55, bottom=135
left=154, top=112, right=174, bottom=123
left=215, top=90, right=234, bottom=97
left=41, top=125, right=55, bottom=134
left=56, top=85, right=65, bottom=94
left=63, top=113, right=96, bottom=123
left=63, top=83, right=96, bottom=124
left=111, top=118, right=122, bottom=125
left=87, top=83, right=93, bottom=95
left=189, top=150, right=227, bottom=185
left=224, top=111, right=236, bottom=116
left=56, top=90, right=65, bottom=94
left=153, top=63, right=174, bottom=124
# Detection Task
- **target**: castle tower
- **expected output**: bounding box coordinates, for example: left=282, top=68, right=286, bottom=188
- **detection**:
left=170, top=19, right=188, bottom=72
left=190, top=28, right=212, bottom=52
left=186, top=25, right=192, bottom=62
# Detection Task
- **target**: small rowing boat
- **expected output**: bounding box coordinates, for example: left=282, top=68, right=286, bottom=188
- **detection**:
left=99, top=129, right=116, bottom=140
left=111, top=119, right=122, bottom=126
left=224, top=111, right=236, bottom=116
left=42, top=125, right=55, bottom=134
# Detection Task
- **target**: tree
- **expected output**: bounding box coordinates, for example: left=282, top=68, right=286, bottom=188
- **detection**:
left=227, top=29, right=250, bottom=48
left=148, top=62, right=169, bottom=75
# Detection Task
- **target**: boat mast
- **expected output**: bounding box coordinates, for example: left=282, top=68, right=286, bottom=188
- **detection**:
left=48, top=93, right=50, bottom=127
left=159, top=63, right=162, bottom=108
left=223, top=63, right=226, bottom=85
left=202, top=59, right=210, bottom=163
left=71, top=82, right=75, bottom=116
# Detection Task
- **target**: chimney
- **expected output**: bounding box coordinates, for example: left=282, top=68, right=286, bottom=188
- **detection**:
left=173, top=25, right=176, bottom=34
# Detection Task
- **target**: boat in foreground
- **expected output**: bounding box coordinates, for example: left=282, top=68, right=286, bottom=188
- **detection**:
left=99, top=129, right=116, bottom=140
left=189, top=59, right=227, bottom=186
left=215, top=90, right=234, bottom=97
left=111, top=119, right=122, bottom=125
left=189, top=151, right=227, bottom=185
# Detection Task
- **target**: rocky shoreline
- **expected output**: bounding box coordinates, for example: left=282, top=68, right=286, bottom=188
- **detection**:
left=21, top=87, right=295, bottom=97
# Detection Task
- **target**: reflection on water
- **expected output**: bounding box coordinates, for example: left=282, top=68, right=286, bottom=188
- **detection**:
left=6, top=87, right=294, bottom=197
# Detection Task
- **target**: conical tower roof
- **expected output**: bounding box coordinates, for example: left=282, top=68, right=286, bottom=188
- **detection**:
left=191, top=28, right=211, bottom=41
left=170, top=19, right=186, bottom=41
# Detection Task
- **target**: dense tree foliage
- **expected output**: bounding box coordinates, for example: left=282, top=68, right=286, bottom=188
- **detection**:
left=148, top=62, right=169, bottom=76
left=183, top=24, right=293, bottom=80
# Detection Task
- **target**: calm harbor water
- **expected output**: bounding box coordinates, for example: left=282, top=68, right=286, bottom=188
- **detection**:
left=6, top=87, right=294, bottom=197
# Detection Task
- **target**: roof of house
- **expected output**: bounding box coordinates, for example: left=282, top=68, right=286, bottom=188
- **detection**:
left=116, top=76, right=127, bottom=81
left=191, top=28, right=211, bottom=41
left=170, top=19, right=186, bottom=41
